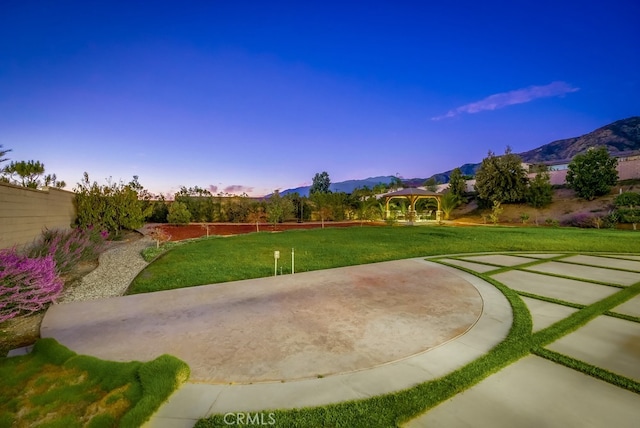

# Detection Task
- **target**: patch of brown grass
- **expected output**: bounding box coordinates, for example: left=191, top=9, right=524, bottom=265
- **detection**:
left=7, top=362, right=131, bottom=427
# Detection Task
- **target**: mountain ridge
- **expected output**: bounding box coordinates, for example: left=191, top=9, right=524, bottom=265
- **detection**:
left=279, top=116, right=640, bottom=196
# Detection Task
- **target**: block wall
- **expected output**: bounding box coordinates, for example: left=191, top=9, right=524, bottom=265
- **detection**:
left=0, top=182, right=76, bottom=249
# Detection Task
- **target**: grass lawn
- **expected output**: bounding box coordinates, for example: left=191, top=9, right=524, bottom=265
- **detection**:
left=129, top=225, right=640, bottom=294
left=0, top=339, right=189, bottom=427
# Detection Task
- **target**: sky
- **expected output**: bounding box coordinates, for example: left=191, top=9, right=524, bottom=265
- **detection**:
left=1, top=1, right=639, bottom=197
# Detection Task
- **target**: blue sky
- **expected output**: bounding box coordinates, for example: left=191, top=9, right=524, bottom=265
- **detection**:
left=1, top=1, right=638, bottom=197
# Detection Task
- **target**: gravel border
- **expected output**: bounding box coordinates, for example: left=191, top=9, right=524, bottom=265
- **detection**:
left=58, top=234, right=154, bottom=303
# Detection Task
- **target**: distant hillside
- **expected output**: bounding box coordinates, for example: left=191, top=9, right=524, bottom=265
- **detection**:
left=518, top=116, right=640, bottom=163
left=278, top=116, right=640, bottom=195
left=425, top=116, right=640, bottom=183
left=279, top=176, right=394, bottom=197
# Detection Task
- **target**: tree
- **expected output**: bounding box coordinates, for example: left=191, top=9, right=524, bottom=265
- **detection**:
left=474, top=147, right=529, bottom=205
left=527, top=169, right=553, bottom=208
left=566, top=147, right=618, bottom=200
left=614, top=192, right=640, bottom=230
left=2, top=160, right=65, bottom=188
left=44, top=174, right=66, bottom=188
left=310, top=171, right=331, bottom=195
left=247, top=204, right=267, bottom=232
left=174, top=186, right=214, bottom=222
left=3, top=160, right=45, bottom=188
left=389, top=175, right=403, bottom=191
left=74, top=173, right=150, bottom=234
left=423, top=177, right=438, bottom=192
left=448, top=168, right=466, bottom=201
left=266, top=190, right=294, bottom=228
left=310, top=191, right=333, bottom=228
left=167, top=201, right=191, bottom=225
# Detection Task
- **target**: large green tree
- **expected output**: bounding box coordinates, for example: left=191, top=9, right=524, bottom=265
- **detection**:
left=474, top=147, right=529, bottom=204
left=566, top=147, right=618, bottom=200
left=309, top=171, right=331, bottom=195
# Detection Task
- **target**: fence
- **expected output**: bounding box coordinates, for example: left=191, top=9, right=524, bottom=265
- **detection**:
left=0, top=182, right=76, bottom=250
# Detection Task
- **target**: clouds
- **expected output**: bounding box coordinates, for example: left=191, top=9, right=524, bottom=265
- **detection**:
left=432, top=81, right=579, bottom=120
left=223, top=185, right=254, bottom=195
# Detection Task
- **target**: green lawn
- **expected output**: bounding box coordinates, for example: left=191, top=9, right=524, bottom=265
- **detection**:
left=0, top=338, right=189, bottom=427
left=129, top=225, right=640, bottom=294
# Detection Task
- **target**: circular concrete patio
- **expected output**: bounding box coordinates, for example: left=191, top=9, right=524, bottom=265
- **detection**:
left=42, top=258, right=485, bottom=383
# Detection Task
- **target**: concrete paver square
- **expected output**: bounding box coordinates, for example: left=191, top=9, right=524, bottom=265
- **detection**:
left=152, top=383, right=223, bottom=419
left=458, top=254, right=537, bottom=267
left=611, top=295, right=640, bottom=318
left=563, top=255, right=640, bottom=272
left=406, top=355, right=640, bottom=428
left=547, top=315, right=640, bottom=381
left=439, top=258, right=497, bottom=273
left=520, top=296, right=578, bottom=332
left=526, top=261, right=640, bottom=286
left=492, top=270, right=617, bottom=305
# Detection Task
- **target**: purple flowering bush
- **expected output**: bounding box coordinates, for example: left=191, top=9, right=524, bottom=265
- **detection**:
left=0, top=250, right=63, bottom=322
left=27, top=227, right=108, bottom=274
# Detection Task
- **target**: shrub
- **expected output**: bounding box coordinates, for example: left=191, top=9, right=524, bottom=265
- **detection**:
left=167, top=202, right=191, bottom=225
left=561, top=213, right=596, bottom=228
left=614, top=192, right=640, bottom=207
left=28, top=227, right=108, bottom=274
left=0, top=250, right=63, bottom=322
left=527, top=170, right=553, bottom=208
left=75, top=173, right=151, bottom=235
left=617, top=208, right=640, bottom=230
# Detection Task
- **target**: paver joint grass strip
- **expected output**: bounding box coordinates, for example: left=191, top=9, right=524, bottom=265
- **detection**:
left=603, top=311, right=640, bottom=323
left=532, top=347, right=640, bottom=394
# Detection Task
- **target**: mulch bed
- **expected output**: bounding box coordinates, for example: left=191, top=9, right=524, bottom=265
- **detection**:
left=156, top=222, right=383, bottom=241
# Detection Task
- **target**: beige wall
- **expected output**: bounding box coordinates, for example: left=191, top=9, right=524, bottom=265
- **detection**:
left=0, top=182, right=76, bottom=250
left=528, top=158, right=640, bottom=186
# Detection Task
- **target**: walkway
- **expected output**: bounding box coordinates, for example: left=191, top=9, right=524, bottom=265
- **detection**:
left=39, top=248, right=640, bottom=427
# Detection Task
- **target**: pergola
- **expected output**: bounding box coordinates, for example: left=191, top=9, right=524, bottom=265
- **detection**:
left=382, top=188, right=443, bottom=221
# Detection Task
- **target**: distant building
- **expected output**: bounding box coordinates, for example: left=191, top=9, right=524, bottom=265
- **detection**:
left=522, top=149, right=640, bottom=185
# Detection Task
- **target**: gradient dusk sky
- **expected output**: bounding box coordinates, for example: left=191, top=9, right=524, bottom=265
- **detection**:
left=1, top=1, right=639, bottom=197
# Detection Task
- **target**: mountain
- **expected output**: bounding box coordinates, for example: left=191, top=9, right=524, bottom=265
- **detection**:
left=278, top=116, right=640, bottom=195
left=518, top=116, right=640, bottom=164
left=424, top=116, right=640, bottom=183
left=279, top=176, right=395, bottom=197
